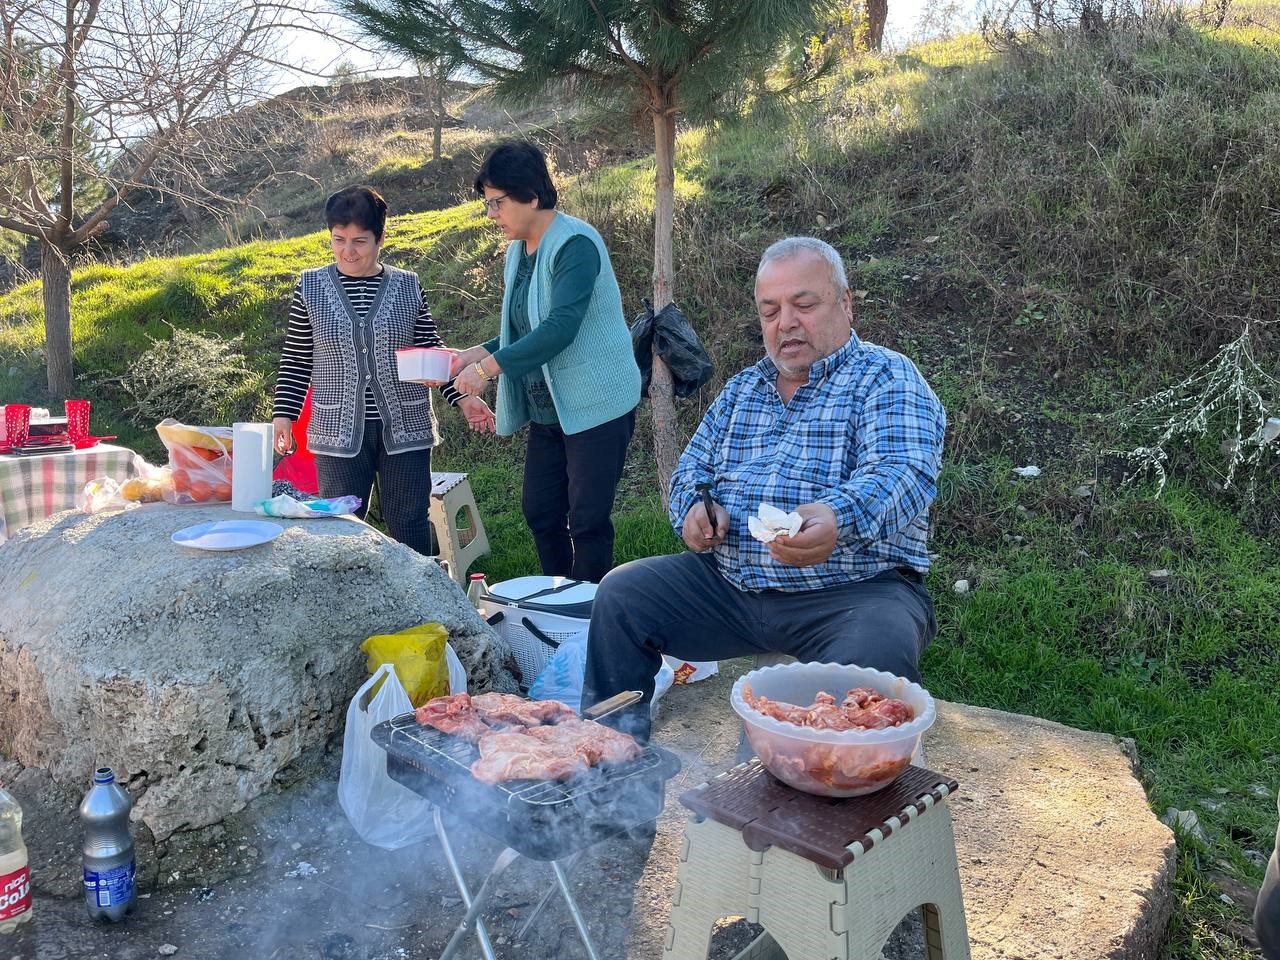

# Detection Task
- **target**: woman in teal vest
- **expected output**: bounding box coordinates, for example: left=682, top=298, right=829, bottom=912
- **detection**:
left=449, top=141, right=641, bottom=582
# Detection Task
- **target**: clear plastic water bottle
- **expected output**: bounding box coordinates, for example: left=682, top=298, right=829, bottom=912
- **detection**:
left=80, top=767, right=136, bottom=922
left=0, top=783, right=32, bottom=934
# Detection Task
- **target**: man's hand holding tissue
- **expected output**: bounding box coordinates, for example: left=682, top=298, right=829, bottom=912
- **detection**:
left=768, top=502, right=838, bottom=567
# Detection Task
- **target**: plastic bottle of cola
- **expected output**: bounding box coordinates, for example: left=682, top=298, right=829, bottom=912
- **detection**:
left=0, top=782, right=32, bottom=934
left=80, top=767, right=136, bottom=922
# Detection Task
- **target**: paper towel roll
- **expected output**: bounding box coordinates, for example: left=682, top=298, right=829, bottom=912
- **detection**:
left=232, top=423, right=273, bottom=512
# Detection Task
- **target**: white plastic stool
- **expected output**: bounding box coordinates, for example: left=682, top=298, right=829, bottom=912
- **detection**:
left=665, top=762, right=970, bottom=960
left=429, top=472, right=490, bottom=587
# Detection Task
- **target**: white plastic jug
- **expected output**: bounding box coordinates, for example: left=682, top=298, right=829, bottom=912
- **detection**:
left=231, top=423, right=273, bottom=512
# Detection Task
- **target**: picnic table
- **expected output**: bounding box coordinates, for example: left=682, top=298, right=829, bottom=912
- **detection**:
left=0, top=443, right=140, bottom=543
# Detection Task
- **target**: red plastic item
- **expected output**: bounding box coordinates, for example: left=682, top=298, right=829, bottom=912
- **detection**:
left=4, top=404, right=31, bottom=448
left=64, top=399, right=91, bottom=441
left=272, top=388, right=319, bottom=494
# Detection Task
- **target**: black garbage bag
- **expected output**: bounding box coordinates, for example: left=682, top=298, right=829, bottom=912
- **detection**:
left=630, top=299, right=715, bottom=399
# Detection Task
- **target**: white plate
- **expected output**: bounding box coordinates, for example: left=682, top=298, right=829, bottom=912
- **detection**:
left=172, top=520, right=284, bottom=551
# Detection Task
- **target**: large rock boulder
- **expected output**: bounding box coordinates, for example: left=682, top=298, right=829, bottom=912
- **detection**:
left=0, top=502, right=517, bottom=840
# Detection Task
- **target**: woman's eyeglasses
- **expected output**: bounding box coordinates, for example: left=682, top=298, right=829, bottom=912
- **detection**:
left=482, top=194, right=509, bottom=213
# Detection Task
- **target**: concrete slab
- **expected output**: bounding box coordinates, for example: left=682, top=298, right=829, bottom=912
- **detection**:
left=634, top=660, right=1176, bottom=960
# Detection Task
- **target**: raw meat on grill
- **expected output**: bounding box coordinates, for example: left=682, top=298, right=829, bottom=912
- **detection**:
left=414, top=693, right=491, bottom=742
left=470, top=692, right=577, bottom=727
left=522, top=718, right=642, bottom=766
left=470, top=731, right=589, bottom=784
left=412, top=692, right=644, bottom=783
left=742, top=684, right=915, bottom=731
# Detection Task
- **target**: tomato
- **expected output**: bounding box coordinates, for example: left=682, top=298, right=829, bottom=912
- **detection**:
left=171, top=468, right=191, bottom=493
left=171, top=447, right=204, bottom=471
left=189, top=479, right=213, bottom=502
left=194, top=446, right=223, bottom=462
left=212, top=482, right=232, bottom=502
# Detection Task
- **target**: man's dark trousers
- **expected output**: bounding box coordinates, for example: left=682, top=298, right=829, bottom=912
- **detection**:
left=581, top=550, right=936, bottom=741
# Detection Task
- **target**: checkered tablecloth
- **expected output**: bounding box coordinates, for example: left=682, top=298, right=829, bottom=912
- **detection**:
left=0, top=443, right=141, bottom=543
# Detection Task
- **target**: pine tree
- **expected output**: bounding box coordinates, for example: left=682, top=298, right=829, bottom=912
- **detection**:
left=342, top=0, right=834, bottom=503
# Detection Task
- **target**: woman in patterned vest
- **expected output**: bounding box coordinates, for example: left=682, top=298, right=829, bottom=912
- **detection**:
left=448, top=141, right=642, bottom=583
left=271, top=186, right=495, bottom=555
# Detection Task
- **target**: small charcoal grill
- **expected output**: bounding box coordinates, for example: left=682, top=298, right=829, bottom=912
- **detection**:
left=372, top=710, right=680, bottom=960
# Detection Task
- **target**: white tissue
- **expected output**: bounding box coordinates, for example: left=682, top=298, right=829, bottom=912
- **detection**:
left=1012, top=465, right=1042, bottom=478
left=748, top=503, right=803, bottom=543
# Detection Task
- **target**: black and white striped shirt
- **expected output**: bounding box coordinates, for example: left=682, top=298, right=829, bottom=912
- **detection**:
left=272, top=268, right=462, bottom=421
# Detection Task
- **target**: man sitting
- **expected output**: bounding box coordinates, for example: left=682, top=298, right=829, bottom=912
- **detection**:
left=582, top=236, right=947, bottom=740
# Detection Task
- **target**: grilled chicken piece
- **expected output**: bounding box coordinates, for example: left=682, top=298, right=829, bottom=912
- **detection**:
left=470, top=731, right=588, bottom=783
left=414, top=693, right=491, bottom=742
left=470, top=693, right=577, bottom=727
left=522, top=718, right=642, bottom=765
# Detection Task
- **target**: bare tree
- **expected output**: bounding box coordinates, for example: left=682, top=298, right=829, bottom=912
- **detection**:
left=414, top=57, right=451, bottom=162
left=0, top=0, right=297, bottom=397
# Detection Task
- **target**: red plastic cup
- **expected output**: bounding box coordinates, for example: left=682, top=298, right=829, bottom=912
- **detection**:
left=5, top=404, right=31, bottom=448
left=65, top=399, right=91, bottom=441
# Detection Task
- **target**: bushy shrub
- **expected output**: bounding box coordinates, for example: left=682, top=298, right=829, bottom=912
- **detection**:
left=119, top=327, right=261, bottom=427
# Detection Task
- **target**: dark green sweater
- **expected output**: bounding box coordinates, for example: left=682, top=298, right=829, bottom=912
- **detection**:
left=483, top=234, right=600, bottom=425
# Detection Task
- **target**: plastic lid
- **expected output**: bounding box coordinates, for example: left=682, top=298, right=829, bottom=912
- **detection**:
left=94, top=767, right=115, bottom=785
left=469, top=573, right=486, bottom=580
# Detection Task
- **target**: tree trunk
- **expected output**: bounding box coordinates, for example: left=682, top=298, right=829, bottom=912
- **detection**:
left=856, top=0, right=888, bottom=51
left=432, top=68, right=444, bottom=162
left=40, top=240, right=75, bottom=398
left=649, top=105, right=680, bottom=509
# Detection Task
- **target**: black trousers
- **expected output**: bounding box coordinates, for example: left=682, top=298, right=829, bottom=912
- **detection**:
left=522, top=410, right=635, bottom=583
left=314, top=420, right=436, bottom=556
left=581, top=551, right=936, bottom=741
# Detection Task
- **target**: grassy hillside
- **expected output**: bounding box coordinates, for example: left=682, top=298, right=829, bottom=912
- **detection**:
left=2, top=9, right=1278, bottom=958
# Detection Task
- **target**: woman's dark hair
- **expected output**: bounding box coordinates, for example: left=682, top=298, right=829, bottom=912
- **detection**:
left=325, top=185, right=388, bottom=239
left=473, top=141, right=558, bottom=208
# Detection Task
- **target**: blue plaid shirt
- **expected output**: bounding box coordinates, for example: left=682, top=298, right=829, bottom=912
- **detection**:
left=669, top=331, right=946, bottom=592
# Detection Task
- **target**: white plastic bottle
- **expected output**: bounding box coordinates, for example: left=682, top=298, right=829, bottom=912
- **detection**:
left=467, top=572, right=490, bottom=615
left=0, top=783, right=32, bottom=934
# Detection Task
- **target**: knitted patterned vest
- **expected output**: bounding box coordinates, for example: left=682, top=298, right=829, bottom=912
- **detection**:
left=300, top=264, right=437, bottom=456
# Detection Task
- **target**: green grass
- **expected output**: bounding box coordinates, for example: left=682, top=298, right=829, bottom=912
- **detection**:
left=2, top=11, right=1278, bottom=958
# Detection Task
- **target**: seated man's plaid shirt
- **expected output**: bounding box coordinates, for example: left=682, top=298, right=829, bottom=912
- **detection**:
left=669, top=330, right=946, bottom=592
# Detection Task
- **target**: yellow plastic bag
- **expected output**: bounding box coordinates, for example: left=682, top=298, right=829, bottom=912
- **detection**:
left=361, top=623, right=450, bottom=708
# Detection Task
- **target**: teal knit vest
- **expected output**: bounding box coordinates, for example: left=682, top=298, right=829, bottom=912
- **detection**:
left=495, top=212, right=641, bottom=436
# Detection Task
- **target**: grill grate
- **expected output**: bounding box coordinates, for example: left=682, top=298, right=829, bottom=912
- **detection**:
left=373, top=711, right=680, bottom=860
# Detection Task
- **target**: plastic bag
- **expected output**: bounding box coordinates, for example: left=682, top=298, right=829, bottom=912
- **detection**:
left=630, top=299, right=715, bottom=399
left=528, top=631, right=588, bottom=711
left=663, top=656, right=719, bottom=684
left=156, top=418, right=234, bottom=505
left=119, top=460, right=174, bottom=504
left=256, top=494, right=362, bottom=519
left=79, top=477, right=131, bottom=515
left=338, top=663, right=437, bottom=850
left=361, top=623, right=463, bottom=708
left=530, top=635, right=677, bottom=718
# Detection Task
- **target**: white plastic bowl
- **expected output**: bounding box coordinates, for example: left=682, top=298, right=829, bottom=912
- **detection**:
left=730, top=662, right=937, bottom=797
